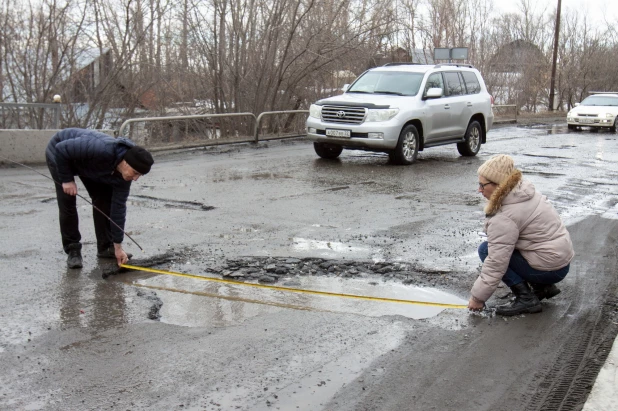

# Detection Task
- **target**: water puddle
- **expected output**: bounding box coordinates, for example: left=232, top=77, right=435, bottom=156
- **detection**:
left=292, top=238, right=370, bottom=255
left=545, top=125, right=568, bottom=134
left=125, top=273, right=467, bottom=327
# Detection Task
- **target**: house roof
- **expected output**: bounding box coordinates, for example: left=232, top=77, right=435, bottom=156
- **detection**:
left=74, top=48, right=111, bottom=70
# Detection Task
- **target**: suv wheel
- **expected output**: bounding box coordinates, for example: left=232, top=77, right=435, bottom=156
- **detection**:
left=314, top=142, right=343, bottom=159
left=610, top=117, right=617, bottom=133
left=392, top=125, right=419, bottom=165
left=457, top=121, right=482, bottom=156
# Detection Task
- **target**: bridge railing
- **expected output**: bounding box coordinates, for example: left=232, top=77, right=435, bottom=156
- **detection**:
left=0, top=102, right=61, bottom=130
left=493, top=104, right=518, bottom=124
left=117, top=110, right=309, bottom=151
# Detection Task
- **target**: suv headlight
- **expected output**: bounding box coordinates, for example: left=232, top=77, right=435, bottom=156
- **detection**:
left=365, top=108, right=399, bottom=122
left=309, top=104, right=322, bottom=119
left=601, top=113, right=614, bottom=118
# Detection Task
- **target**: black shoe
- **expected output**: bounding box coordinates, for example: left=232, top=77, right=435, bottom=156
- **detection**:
left=496, top=282, right=542, bottom=316
left=531, top=283, right=561, bottom=301
left=67, top=243, right=83, bottom=269
left=97, top=246, right=133, bottom=260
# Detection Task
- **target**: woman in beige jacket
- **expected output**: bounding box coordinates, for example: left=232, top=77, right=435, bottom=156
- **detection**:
left=468, top=155, right=574, bottom=316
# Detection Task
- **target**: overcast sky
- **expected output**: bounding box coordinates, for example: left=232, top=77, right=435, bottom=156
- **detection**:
left=494, top=0, right=618, bottom=23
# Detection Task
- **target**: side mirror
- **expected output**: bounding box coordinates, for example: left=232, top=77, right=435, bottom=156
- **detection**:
left=424, top=88, right=443, bottom=100
left=342, top=84, right=350, bottom=92
left=574, top=102, right=580, bottom=107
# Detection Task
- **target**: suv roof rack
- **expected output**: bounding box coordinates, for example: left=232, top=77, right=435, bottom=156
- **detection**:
left=433, top=63, right=474, bottom=68
left=382, top=62, right=423, bottom=66
left=590, top=91, right=618, bottom=95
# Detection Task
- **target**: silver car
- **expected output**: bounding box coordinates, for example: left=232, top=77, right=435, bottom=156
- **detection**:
left=306, top=63, right=494, bottom=165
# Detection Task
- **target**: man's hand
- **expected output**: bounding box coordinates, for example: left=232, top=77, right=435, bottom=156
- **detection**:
left=62, top=181, right=78, bottom=196
left=114, top=243, right=129, bottom=267
left=468, top=297, right=485, bottom=312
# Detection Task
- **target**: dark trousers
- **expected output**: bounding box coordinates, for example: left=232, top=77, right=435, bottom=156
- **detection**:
left=47, top=159, right=113, bottom=254
left=478, top=241, right=569, bottom=287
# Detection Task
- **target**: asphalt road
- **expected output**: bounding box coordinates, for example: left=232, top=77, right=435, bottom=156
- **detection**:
left=0, top=123, right=617, bottom=410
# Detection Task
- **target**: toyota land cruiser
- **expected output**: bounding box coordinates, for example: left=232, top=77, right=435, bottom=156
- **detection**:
left=306, top=63, right=494, bottom=164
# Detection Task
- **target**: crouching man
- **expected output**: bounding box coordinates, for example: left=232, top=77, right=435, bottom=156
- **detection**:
left=45, top=128, right=154, bottom=268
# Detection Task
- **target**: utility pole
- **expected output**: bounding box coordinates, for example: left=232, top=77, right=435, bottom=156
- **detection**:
left=549, top=0, right=562, bottom=111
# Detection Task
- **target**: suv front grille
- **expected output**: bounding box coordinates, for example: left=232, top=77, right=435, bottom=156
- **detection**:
left=321, top=106, right=366, bottom=124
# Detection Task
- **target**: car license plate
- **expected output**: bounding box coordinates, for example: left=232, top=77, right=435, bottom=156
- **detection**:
left=325, top=129, right=351, bottom=138
left=579, top=118, right=594, bottom=124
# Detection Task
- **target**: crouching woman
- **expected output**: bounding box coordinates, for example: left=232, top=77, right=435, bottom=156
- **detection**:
left=468, top=155, right=574, bottom=316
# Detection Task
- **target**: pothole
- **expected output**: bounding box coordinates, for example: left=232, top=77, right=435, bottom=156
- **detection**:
left=105, top=253, right=468, bottom=326
left=215, top=256, right=455, bottom=287
left=521, top=170, right=566, bottom=178
left=128, top=194, right=215, bottom=211
left=523, top=154, right=571, bottom=160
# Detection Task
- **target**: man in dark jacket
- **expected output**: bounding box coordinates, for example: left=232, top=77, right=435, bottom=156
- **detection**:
left=45, top=128, right=154, bottom=269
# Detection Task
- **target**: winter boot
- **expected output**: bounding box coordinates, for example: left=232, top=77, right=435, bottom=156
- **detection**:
left=530, top=283, right=561, bottom=301
left=495, top=282, right=542, bottom=316
left=67, top=243, right=83, bottom=269
left=97, top=246, right=132, bottom=260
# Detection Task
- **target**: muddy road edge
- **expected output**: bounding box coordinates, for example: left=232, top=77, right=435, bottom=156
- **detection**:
left=325, top=215, right=618, bottom=411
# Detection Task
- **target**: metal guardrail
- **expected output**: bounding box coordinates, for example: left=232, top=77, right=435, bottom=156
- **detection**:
left=0, top=102, right=62, bottom=129
left=254, top=110, right=309, bottom=142
left=117, top=112, right=257, bottom=150
left=116, top=110, right=309, bottom=150
left=493, top=104, right=518, bottom=123
left=118, top=112, right=256, bottom=138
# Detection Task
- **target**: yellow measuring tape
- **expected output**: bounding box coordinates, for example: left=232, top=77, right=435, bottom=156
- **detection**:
left=120, top=264, right=468, bottom=309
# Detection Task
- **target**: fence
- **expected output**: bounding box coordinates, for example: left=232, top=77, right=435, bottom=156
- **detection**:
left=0, top=102, right=61, bottom=129
left=254, top=110, right=309, bottom=143
left=117, top=110, right=309, bottom=151
left=493, top=104, right=518, bottom=124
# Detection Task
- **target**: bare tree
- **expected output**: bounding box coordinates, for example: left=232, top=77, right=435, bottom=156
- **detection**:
left=1, top=0, right=617, bottom=127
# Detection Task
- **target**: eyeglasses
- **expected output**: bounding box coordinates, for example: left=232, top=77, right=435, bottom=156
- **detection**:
left=478, top=181, right=494, bottom=190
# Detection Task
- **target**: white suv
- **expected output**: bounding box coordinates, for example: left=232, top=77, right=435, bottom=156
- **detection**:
left=306, top=63, right=494, bottom=164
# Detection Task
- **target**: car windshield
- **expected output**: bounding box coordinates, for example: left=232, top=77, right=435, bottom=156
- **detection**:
left=580, top=96, right=618, bottom=107
left=347, top=71, right=423, bottom=96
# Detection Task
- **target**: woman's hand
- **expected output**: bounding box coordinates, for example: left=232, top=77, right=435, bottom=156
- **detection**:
left=468, top=297, right=485, bottom=311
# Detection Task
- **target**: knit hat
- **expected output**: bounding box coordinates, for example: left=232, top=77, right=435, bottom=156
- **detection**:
left=123, top=146, right=154, bottom=175
left=477, top=154, right=514, bottom=185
